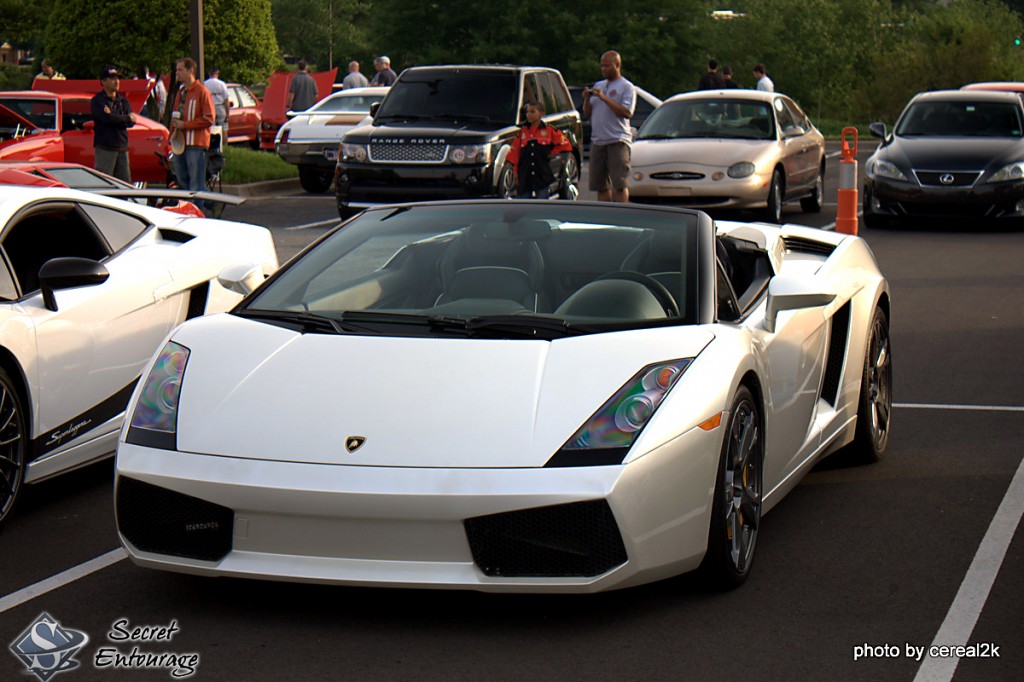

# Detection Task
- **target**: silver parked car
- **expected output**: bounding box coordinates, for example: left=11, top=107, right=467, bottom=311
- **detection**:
left=629, top=89, right=826, bottom=223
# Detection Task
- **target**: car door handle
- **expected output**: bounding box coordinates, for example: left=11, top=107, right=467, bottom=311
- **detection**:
left=146, top=136, right=165, bottom=141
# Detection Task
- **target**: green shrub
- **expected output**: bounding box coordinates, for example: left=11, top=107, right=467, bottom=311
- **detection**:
left=0, top=64, right=35, bottom=91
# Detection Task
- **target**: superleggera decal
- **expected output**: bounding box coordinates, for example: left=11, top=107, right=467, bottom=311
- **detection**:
left=31, top=380, right=138, bottom=461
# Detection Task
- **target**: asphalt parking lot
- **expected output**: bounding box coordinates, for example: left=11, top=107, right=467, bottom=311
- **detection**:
left=1, top=146, right=1021, bottom=681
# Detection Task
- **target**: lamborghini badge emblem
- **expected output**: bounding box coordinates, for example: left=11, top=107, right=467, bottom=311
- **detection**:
left=345, top=436, right=366, bottom=453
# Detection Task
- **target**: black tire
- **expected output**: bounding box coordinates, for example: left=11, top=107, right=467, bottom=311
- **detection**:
left=762, top=169, right=783, bottom=223
left=249, top=137, right=261, bottom=151
left=0, top=368, right=28, bottom=531
left=701, top=385, right=763, bottom=589
left=800, top=164, right=824, bottom=213
left=497, top=163, right=516, bottom=199
left=848, top=307, right=892, bottom=463
left=299, top=165, right=334, bottom=194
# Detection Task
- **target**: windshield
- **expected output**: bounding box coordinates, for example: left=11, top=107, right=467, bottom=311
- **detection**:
left=312, top=93, right=386, bottom=114
left=242, top=203, right=701, bottom=338
left=895, top=101, right=1024, bottom=137
left=637, top=100, right=775, bottom=140
left=0, top=97, right=56, bottom=130
left=374, top=72, right=518, bottom=125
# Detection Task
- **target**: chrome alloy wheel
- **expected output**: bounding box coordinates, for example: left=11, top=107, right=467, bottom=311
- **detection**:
left=0, top=376, right=26, bottom=526
left=722, top=397, right=762, bottom=573
left=865, top=314, right=892, bottom=452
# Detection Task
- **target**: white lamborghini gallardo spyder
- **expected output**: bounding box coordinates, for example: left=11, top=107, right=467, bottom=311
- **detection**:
left=115, top=200, right=891, bottom=592
left=0, top=186, right=278, bottom=528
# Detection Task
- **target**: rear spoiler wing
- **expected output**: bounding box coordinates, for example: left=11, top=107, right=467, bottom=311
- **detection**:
left=93, top=188, right=247, bottom=206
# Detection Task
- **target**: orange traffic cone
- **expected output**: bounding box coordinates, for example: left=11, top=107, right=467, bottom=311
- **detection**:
left=836, top=126, right=858, bottom=235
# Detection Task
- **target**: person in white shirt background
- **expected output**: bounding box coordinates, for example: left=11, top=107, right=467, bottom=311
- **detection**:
left=753, top=63, right=774, bottom=92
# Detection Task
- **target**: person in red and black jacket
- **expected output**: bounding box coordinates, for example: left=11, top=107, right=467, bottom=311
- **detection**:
left=507, top=101, right=573, bottom=198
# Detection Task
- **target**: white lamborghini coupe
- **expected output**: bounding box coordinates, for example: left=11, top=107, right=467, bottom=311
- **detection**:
left=114, top=200, right=891, bottom=592
left=0, top=186, right=278, bottom=528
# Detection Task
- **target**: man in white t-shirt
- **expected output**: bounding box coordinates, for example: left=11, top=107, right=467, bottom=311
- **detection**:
left=204, top=66, right=231, bottom=141
left=753, top=63, right=774, bottom=92
left=582, top=50, right=636, bottom=203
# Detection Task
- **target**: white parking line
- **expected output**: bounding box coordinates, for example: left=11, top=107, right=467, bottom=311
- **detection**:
left=0, top=548, right=126, bottom=614
left=914, top=456, right=1024, bottom=682
left=896, top=403, right=1024, bottom=413
left=284, top=218, right=340, bottom=231
left=0, top=401, right=1020, bottom=618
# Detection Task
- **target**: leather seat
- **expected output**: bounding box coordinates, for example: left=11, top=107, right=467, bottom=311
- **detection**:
left=436, top=225, right=545, bottom=310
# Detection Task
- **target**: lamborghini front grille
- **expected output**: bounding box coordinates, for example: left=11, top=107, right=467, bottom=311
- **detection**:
left=116, top=477, right=233, bottom=562
left=464, top=500, right=627, bottom=577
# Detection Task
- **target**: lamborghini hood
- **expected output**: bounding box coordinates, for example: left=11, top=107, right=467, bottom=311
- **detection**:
left=169, top=314, right=715, bottom=468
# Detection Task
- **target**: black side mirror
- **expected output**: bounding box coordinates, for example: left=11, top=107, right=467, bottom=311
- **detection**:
left=369, top=102, right=380, bottom=117
left=39, top=257, right=110, bottom=311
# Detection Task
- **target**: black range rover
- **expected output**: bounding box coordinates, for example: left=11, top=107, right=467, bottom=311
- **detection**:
left=335, top=65, right=582, bottom=218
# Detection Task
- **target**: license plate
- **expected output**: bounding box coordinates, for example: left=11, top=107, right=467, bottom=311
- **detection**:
left=324, top=148, right=338, bottom=161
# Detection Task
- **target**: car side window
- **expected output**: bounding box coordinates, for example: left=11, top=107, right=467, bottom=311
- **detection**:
left=0, top=255, right=18, bottom=301
left=228, top=88, right=240, bottom=109
left=549, top=75, right=573, bottom=114
left=774, top=99, right=798, bottom=136
left=0, top=204, right=112, bottom=296
left=532, top=72, right=559, bottom=117
left=79, top=204, right=150, bottom=252
left=782, top=98, right=810, bottom=131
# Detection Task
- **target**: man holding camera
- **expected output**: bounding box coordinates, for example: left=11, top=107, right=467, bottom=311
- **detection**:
left=582, top=50, right=635, bottom=203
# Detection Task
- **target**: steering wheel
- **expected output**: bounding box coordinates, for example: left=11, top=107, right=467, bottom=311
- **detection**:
left=595, top=271, right=680, bottom=318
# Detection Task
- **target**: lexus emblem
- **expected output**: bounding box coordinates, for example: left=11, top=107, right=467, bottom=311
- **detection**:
left=345, top=436, right=366, bottom=453
left=939, top=173, right=955, bottom=185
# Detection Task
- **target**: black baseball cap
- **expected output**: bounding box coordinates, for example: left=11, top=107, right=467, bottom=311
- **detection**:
left=99, top=66, right=120, bottom=80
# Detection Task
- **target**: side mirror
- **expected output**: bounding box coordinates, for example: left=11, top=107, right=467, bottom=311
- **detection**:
left=39, top=257, right=110, bottom=311
left=369, top=102, right=380, bottom=117
left=764, top=275, right=835, bottom=333
left=217, top=262, right=265, bottom=296
left=868, top=122, right=887, bottom=140
left=82, top=121, right=95, bottom=131
left=782, top=125, right=806, bottom=138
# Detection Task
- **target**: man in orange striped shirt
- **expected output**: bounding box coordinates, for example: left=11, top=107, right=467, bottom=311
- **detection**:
left=169, top=57, right=215, bottom=206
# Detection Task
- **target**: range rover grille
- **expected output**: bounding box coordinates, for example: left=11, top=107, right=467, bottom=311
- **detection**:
left=369, top=143, right=448, bottom=163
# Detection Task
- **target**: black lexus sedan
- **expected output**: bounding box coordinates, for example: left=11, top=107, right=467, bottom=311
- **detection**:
left=863, top=90, right=1024, bottom=227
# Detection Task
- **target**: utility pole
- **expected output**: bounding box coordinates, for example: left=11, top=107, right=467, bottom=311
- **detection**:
left=190, top=0, right=205, bottom=79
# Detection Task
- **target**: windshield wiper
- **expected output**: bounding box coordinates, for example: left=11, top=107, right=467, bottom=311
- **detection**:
left=428, top=314, right=595, bottom=340
left=235, top=309, right=375, bottom=335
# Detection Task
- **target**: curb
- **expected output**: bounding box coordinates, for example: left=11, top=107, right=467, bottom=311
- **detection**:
left=221, top=177, right=302, bottom=198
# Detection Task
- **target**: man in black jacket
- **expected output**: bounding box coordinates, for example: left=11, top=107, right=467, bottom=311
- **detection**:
left=90, top=66, right=138, bottom=183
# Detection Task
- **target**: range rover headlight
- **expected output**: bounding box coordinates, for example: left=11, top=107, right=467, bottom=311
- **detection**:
left=449, top=143, right=490, bottom=164
left=125, top=341, right=189, bottom=450
left=986, top=162, right=1024, bottom=183
left=342, top=142, right=368, bottom=162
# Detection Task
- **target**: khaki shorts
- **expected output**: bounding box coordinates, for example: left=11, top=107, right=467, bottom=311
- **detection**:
left=589, top=141, right=631, bottom=192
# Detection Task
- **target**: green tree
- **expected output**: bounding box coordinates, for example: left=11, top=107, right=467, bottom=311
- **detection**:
left=362, top=0, right=707, bottom=98
left=43, top=0, right=279, bottom=84
left=272, top=0, right=371, bottom=72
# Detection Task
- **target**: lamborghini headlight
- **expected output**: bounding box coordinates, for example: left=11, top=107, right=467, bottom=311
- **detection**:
left=869, top=159, right=908, bottom=181
left=986, top=162, right=1024, bottom=183
left=546, top=359, right=692, bottom=467
left=448, top=143, right=490, bottom=164
left=125, top=341, right=189, bottom=450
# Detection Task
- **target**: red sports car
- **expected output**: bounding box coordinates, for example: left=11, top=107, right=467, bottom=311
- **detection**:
left=0, top=160, right=204, bottom=217
left=259, top=68, right=338, bottom=150
left=0, top=85, right=169, bottom=184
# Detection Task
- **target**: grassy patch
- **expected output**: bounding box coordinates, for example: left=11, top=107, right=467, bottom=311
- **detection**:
left=815, top=119, right=873, bottom=139
left=222, top=145, right=298, bottom=184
